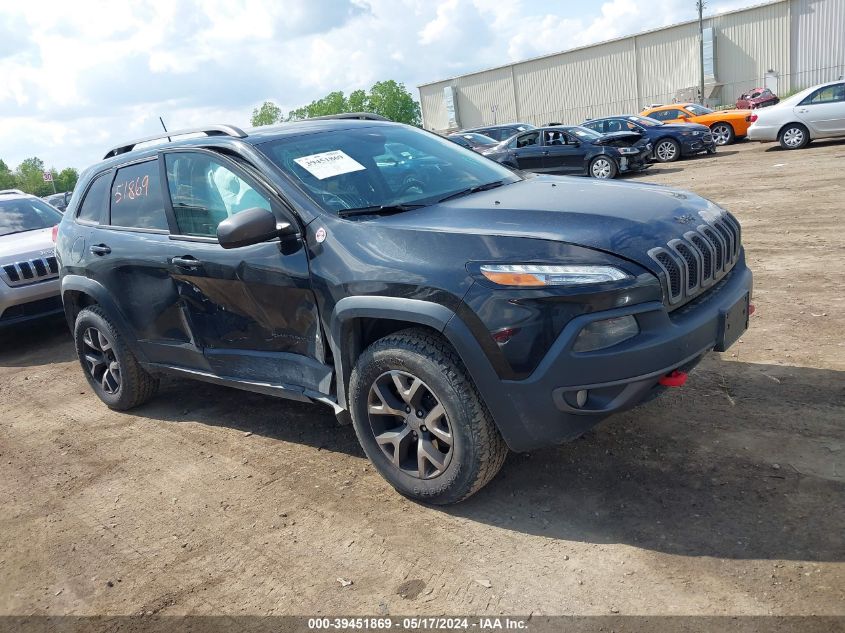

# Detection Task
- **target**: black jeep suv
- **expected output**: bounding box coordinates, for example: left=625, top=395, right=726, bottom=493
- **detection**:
left=57, top=119, right=752, bottom=504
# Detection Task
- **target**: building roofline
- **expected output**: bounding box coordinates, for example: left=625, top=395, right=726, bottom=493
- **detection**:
left=417, top=0, right=787, bottom=88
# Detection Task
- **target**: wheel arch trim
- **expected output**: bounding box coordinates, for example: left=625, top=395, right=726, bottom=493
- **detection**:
left=61, top=275, right=149, bottom=364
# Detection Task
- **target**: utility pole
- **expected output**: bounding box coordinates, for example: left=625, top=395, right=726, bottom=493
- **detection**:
left=697, top=0, right=706, bottom=104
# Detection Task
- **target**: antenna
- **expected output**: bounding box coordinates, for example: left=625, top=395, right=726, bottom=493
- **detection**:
left=159, top=117, right=171, bottom=142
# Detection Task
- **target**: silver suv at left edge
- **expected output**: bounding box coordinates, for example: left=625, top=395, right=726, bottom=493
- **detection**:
left=0, top=189, right=64, bottom=327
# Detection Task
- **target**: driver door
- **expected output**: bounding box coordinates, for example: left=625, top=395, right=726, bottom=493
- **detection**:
left=541, top=130, right=582, bottom=174
left=160, top=149, right=327, bottom=391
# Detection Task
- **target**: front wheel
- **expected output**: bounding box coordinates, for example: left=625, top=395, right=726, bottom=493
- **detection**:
left=710, top=123, right=735, bottom=146
left=779, top=123, right=810, bottom=150
left=654, top=138, right=681, bottom=162
left=348, top=329, right=508, bottom=505
left=589, top=156, right=618, bottom=179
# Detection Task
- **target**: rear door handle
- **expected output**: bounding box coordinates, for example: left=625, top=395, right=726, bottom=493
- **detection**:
left=171, top=256, right=203, bottom=269
left=90, top=244, right=111, bottom=256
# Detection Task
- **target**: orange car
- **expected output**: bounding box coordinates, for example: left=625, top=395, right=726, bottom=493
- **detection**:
left=640, top=103, right=753, bottom=146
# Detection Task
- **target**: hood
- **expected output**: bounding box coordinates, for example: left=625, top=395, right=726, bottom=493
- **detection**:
left=376, top=176, right=729, bottom=275
left=0, top=227, right=55, bottom=264
left=593, top=131, right=642, bottom=145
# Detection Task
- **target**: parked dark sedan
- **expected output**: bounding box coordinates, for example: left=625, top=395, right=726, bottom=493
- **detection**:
left=447, top=132, right=498, bottom=151
left=42, top=191, right=73, bottom=212
left=461, top=122, right=535, bottom=142
left=582, top=115, right=715, bottom=163
left=481, top=126, right=652, bottom=179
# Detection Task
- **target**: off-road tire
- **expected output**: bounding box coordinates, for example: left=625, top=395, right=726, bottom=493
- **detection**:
left=74, top=306, right=159, bottom=410
left=348, top=328, right=508, bottom=504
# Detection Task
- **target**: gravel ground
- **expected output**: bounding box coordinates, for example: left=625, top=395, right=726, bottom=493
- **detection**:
left=0, top=138, right=843, bottom=617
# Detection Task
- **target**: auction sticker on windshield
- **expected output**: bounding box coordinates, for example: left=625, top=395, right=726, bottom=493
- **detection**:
left=294, top=150, right=366, bottom=180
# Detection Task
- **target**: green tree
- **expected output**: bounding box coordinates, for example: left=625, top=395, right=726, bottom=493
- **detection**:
left=251, top=101, right=283, bottom=127
left=55, top=167, right=79, bottom=193
left=0, top=159, right=17, bottom=190
left=366, top=80, right=421, bottom=126
left=347, top=89, right=367, bottom=112
left=14, top=157, right=54, bottom=196
left=287, top=91, right=349, bottom=121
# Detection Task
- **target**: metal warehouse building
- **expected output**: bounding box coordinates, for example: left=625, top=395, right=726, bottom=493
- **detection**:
left=418, top=0, right=845, bottom=132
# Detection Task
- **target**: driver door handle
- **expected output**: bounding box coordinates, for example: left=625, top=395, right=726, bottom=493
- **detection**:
left=171, top=256, right=203, bottom=269
left=90, top=244, right=111, bottom=256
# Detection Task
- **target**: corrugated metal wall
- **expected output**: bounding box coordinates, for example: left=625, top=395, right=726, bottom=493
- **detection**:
left=419, top=0, right=843, bottom=132
left=791, top=0, right=845, bottom=88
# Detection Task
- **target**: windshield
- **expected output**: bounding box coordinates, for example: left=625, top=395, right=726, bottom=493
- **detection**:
left=260, top=125, right=520, bottom=214
left=459, top=133, right=497, bottom=146
left=0, top=197, right=63, bottom=237
left=628, top=115, right=662, bottom=127
left=567, top=126, right=603, bottom=140
left=685, top=104, right=713, bottom=116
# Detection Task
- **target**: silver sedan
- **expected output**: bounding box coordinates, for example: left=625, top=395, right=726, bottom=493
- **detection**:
left=747, top=80, right=845, bottom=149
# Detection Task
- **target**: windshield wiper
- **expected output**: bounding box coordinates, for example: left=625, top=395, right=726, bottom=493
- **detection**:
left=337, top=203, right=423, bottom=218
left=436, top=179, right=509, bottom=203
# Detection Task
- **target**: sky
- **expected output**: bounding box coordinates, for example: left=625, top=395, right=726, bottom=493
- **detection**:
left=0, top=0, right=758, bottom=172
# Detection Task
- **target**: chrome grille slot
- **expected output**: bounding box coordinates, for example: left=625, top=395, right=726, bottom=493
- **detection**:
left=649, top=213, right=742, bottom=307
left=1, top=255, right=59, bottom=288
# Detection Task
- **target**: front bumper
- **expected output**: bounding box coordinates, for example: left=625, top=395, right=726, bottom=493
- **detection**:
left=0, top=278, right=62, bottom=327
left=451, top=260, right=753, bottom=452
left=681, top=136, right=716, bottom=154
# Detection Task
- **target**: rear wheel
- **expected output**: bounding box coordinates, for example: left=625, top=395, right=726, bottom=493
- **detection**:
left=74, top=307, right=159, bottom=410
left=589, top=156, right=618, bottom=179
left=778, top=123, right=810, bottom=150
left=710, top=123, right=735, bottom=146
left=348, top=328, right=508, bottom=505
left=654, top=138, right=681, bottom=162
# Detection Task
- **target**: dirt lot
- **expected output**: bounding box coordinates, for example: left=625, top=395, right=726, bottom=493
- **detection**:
left=1, top=138, right=843, bottom=618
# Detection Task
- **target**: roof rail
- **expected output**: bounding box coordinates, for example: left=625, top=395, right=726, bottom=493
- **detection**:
left=307, top=112, right=389, bottom=121
left=103, top=124, right=248, bottom=160
left=0, top=189, right=26, bottom=195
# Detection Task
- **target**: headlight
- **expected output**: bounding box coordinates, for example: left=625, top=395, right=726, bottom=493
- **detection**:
left=573, top=315, right=639, bottom=352
left=617, top=147, right=638, bottom=155
left=479, top=264, right=629, bottom=287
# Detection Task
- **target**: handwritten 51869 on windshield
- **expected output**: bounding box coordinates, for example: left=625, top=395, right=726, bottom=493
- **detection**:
left=113, top=175, right=150, bottom=204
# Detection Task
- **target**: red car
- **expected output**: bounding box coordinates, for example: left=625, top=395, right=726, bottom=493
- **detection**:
left=736, top=88, right=779, bottom=109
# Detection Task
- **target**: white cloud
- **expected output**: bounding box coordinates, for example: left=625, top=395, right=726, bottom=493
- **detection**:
left=0, top=0, right=759, bottom=172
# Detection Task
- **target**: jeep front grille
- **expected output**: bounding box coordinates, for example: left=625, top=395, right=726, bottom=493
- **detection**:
left=648, top=214, right=741, bottom=306
left=2, top=256, right=59, bottom=287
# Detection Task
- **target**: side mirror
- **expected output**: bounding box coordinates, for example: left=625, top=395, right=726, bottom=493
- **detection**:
left=679, top=114, right=690, bottom=120
left=217, top=207, right=296, bottom=249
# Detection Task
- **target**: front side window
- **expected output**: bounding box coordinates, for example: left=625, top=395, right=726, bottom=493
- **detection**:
left=165, top=153, right=271, bottom=238
left=801, top=83, right=845, bottom=105
left=77, top=173, right=111, bottom=224
left=110, top=160, right=168, bottom=231
left=0, top=197, right=62, bottom=237
left=260, top=124, right=518, bottom=214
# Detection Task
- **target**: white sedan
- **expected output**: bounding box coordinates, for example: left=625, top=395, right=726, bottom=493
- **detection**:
left=746, top=80, right=845, bottom=149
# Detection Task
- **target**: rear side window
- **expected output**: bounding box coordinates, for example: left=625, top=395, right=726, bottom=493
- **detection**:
left=76, top=173, right=110, bottom=224
left=109, top=160, right=168, bottom=231
left=801, top=83, right=845, bottom=105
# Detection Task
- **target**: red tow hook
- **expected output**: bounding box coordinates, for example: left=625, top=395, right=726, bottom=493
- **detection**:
left=749, top=303, right=756, bottom=316
left=659, top=370, right=688, bottom=387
